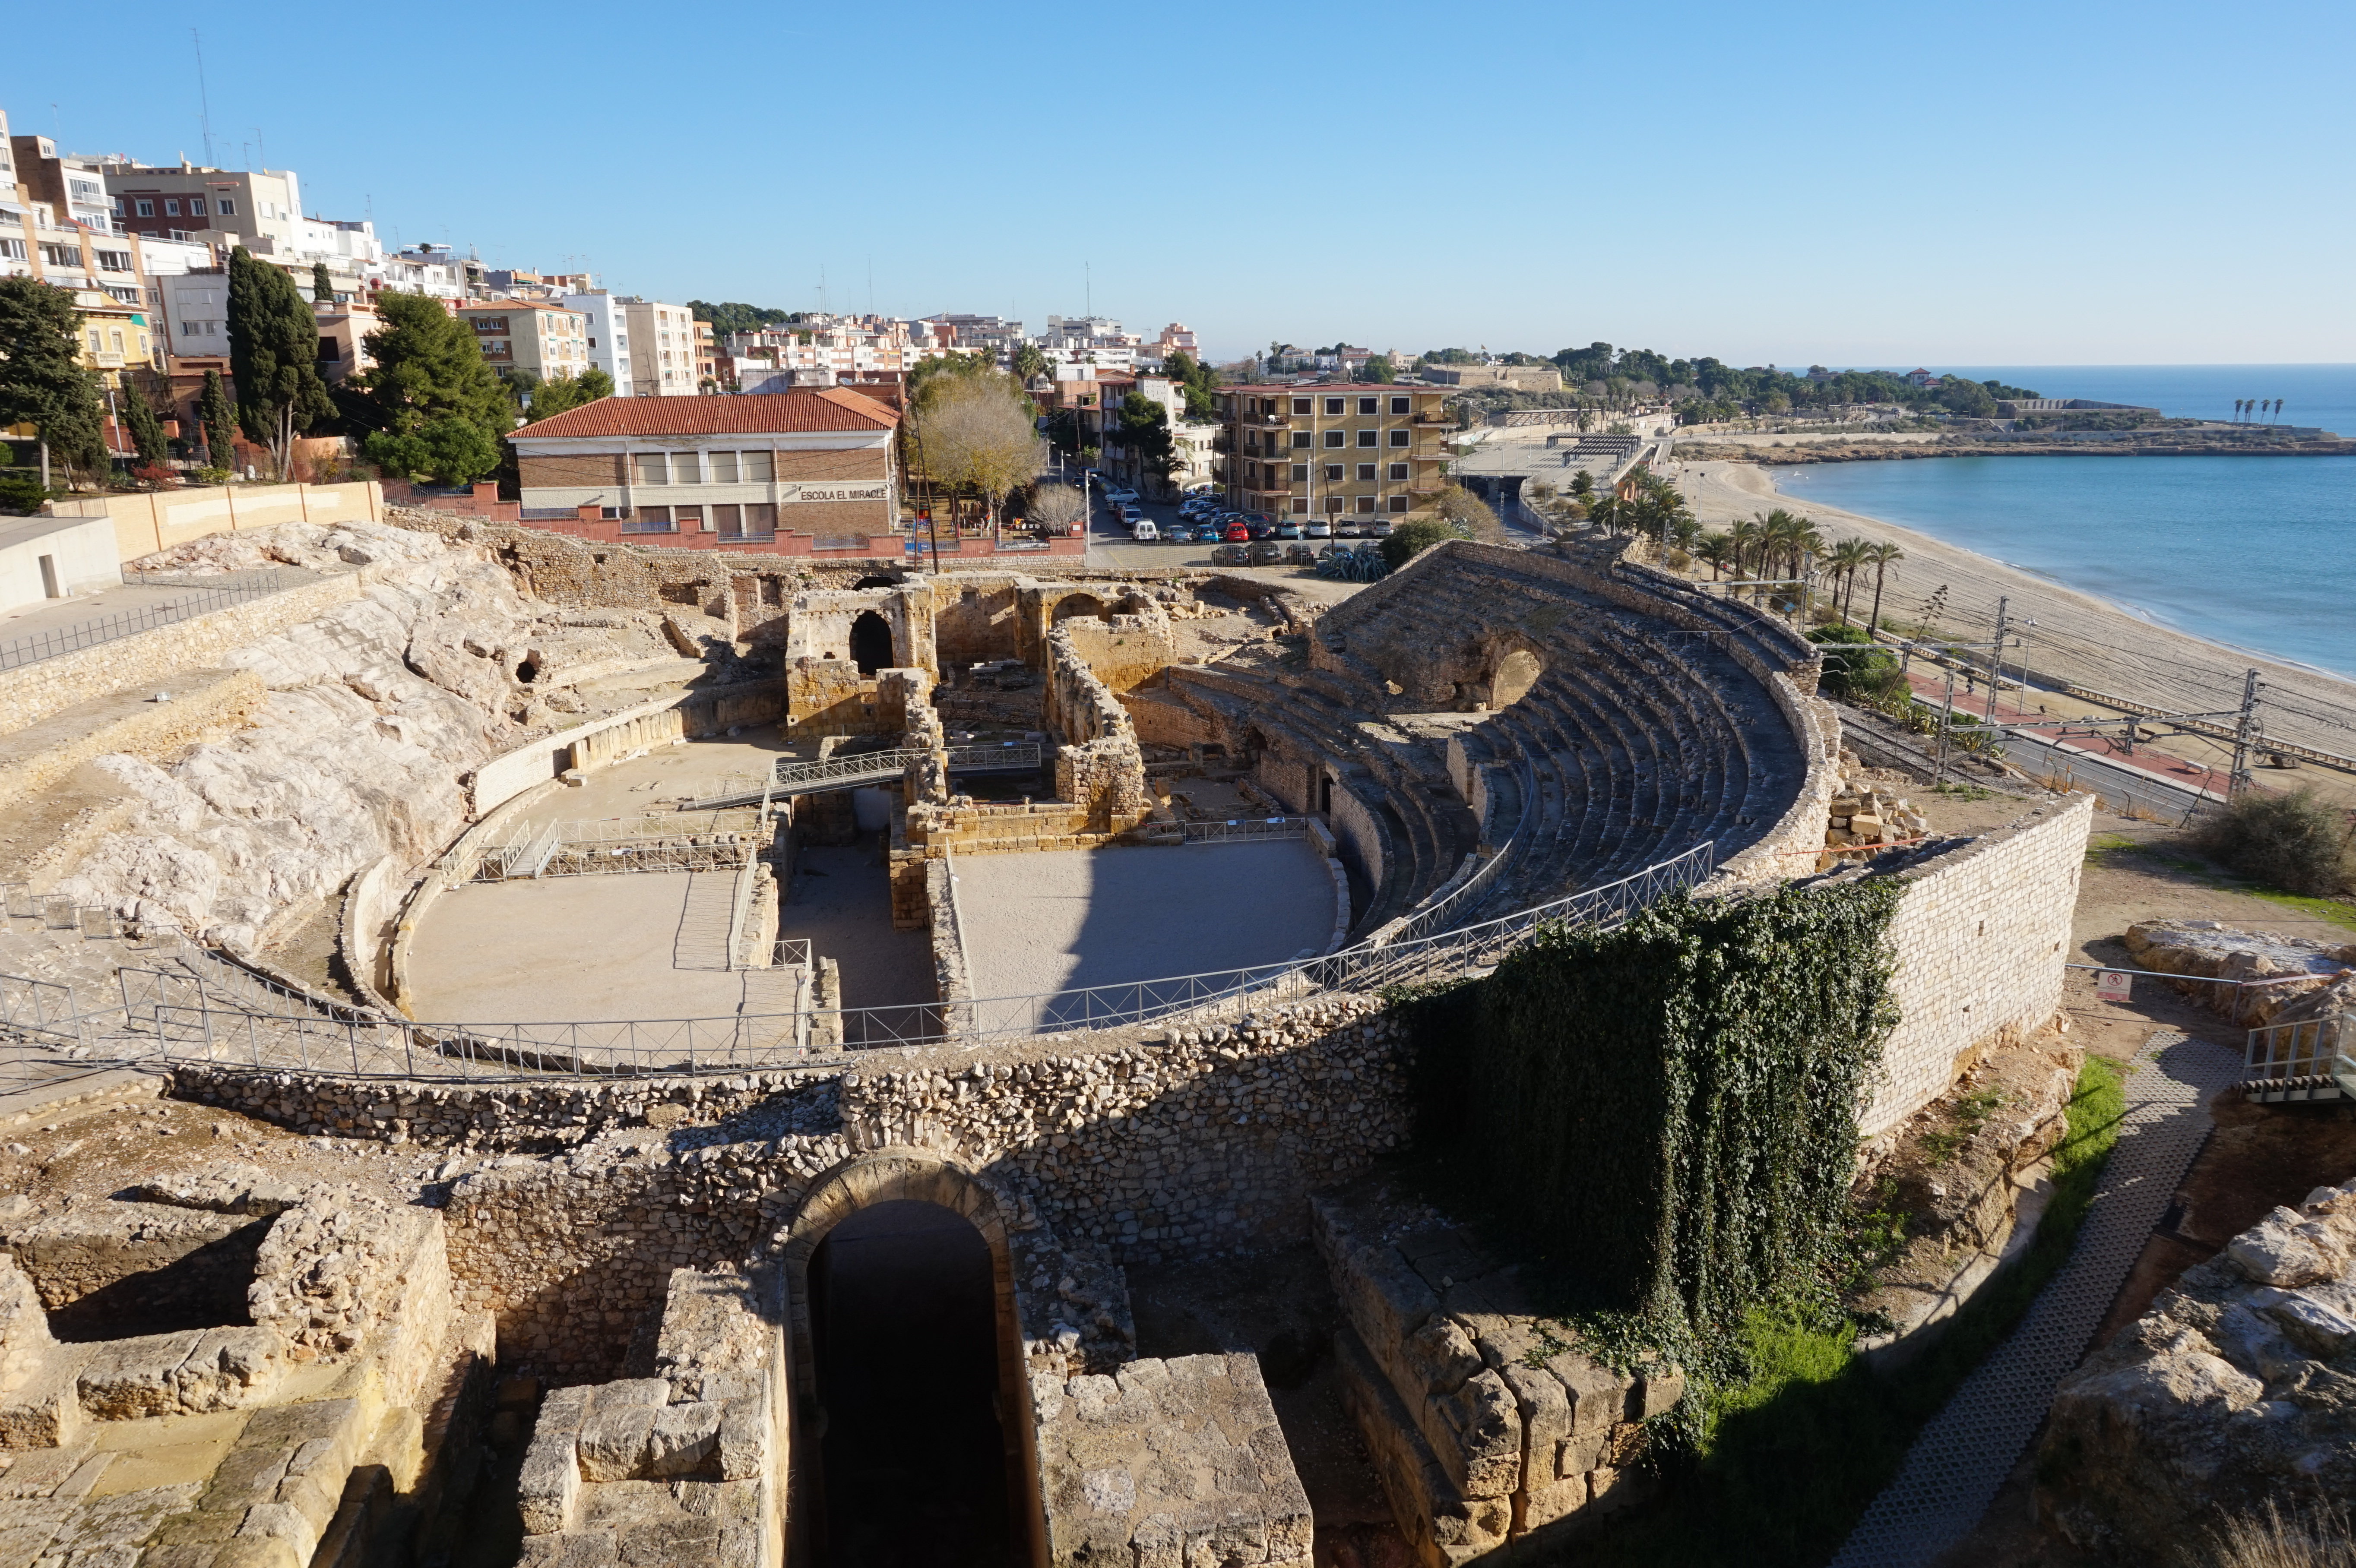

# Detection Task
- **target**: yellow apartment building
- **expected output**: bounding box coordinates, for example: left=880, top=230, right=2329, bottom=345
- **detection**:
left=1216, top=383, right=1453, bottom=522
left=456, top=302, right=591, bottom=387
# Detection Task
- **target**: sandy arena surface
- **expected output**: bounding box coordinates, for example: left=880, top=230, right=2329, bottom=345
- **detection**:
left=954, top=839, right=1337, bottom=1004
left=1667, top=459, right=2356, bottom=778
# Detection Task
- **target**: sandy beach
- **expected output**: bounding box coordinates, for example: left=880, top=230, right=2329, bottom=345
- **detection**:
left=1662, top=459, right=2356, bottom=779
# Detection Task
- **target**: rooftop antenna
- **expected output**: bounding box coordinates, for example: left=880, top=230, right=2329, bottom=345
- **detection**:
left=253, top=127, right=266, bottom=173
left=191, top=32, right=215, bottom=164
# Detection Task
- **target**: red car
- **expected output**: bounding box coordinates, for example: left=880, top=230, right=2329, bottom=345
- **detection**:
left=1223, top=521, right=1251, bottom=542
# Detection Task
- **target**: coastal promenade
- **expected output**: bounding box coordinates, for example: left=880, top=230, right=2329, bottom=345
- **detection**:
left=1674, top=461, right=2356, bottom=799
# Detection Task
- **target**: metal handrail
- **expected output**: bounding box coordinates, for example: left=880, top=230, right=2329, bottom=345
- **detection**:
left=2245, top=1012, right=2351, bottom=1082
left=0, top=571, right=292, bottom=671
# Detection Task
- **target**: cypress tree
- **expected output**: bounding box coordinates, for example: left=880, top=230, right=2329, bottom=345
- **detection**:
left=0, top=276, right=108, bottom=486
left=197, top=368, right=236, bottom=472
left=121, top=376, right=170, bottom=468
left=311, top=262, right=336, bottom=305
left=226, top=247, right=332, bottom=480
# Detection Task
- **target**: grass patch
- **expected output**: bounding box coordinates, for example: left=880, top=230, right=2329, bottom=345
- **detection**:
left=1932, top=781, right=1997, bottom=802
left=2085, top=835, right=2356, bottom=933
left=1552, top=1055, right=2127, bottom=1568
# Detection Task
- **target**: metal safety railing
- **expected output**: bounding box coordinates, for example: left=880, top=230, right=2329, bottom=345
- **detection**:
left=1172, top=816, right=1314, bottom=843
left=0, top=571, right=293, bottom=671
left=2243, top=1012, right=2353, bottom=1100
left=683, top=742, right=1047, bottom=809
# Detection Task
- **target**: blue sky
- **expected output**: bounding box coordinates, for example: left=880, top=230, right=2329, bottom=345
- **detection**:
left=9, top=0, right=2349, bottom=366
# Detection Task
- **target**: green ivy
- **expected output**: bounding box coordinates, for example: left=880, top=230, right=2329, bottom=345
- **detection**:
left=1404, top=881, right=1903, bottom=1334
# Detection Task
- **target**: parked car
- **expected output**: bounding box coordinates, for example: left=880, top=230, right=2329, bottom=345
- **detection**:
left=1210, top=543, right=1250, bottom=566
left=1365, top=519, right=1395, bottom=538
left=1222, top=521, right=1251, bottom=542
left=1333, top=520, right=1359, bottom=539
left=1246, top=540, right=1283, bottom=565
left=1284, top=543, right=1318, bottom=566
left=1274, top=520, right=1302, bottom=540
left=1106, top=487, right=1139, bottom=506
left=1165, top=522, right=1197, bottom=544
left=1305, top=519, right=1333, bottom=539
left=1244, top=519, right=1274, bottom=541
left=1131, top=518, right=1159, bottom=542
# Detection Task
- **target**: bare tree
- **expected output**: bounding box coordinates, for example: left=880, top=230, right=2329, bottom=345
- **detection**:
left=907, top=376, right=1045, bottom=535
left=1029, top=483, right=1087, bottom=533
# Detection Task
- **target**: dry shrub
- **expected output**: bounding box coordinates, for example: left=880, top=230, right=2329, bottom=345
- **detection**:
left=2198, top=787, right=2356, bottom=896
left=2183, top=1499, right=2356, bottom=1568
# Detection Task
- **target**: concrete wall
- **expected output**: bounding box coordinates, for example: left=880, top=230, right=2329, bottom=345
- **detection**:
left=0, top=513, right=120, bottom=613
left=49, top=479, right=384, bottom=564
left=1862, top=795, right=2094, bottom=1135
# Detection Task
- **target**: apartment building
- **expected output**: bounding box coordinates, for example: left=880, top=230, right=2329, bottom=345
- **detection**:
left=1040, top=314, right=1143, bottom=373
left=560, top=291, right=635, bottom=397
left=377, top=245, right=476, bottom=302
left=1217, top=383, right=1452, bottom=522
left=620, top=298, right=699, bottom=395
left=507, top=389, right=900, bottom=539
left=456, top=302, right=590, bottom=386
left=693, top=320, right=716, bottom=389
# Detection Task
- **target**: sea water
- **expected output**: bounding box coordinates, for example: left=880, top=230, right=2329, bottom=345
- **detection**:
left=1766, top=366, right=2356, bottom=679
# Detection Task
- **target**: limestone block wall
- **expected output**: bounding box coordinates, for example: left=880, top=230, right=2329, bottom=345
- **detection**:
left=1712, top=669, right=1843, bottom=887
left=931, top=574, right=1026, bottom=666
left=1324, top=772, right=1390, bottom=901
left=0, top=665, right=262, bottom=806
left=1042, top=626, right=1150, bottom=831
left=0, top=566, right=378, bottom=739
left=1057, top=610, right=1179, bottom=695
left=1862, top=796, right=2094, bottom=1136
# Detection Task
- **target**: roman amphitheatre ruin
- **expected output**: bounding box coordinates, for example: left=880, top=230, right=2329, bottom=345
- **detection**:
left=13, top=489, right=2302, bottom=1568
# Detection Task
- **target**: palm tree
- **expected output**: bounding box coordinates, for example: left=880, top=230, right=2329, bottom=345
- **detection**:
left=2234, top=398, right=2246, bottom=423
left=1865, top=540, right=1906, bottom=634
left=1697, top=532, right=1735, bottom=579
left=1828, top=538, right=1873, bottom=621
left=1729, top=515, right=1762, bottom=578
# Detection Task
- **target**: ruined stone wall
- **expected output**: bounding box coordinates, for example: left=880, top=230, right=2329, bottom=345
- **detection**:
left=1041, top=626, right=1149, bottom=832
left=1055, top=611, right=1179, bottom=695
left=1325, top=773, right=1389, bottom=898
left=930, top=575, right=1026, bottom=667
left=1862, top=795, right=2094, bottom=1135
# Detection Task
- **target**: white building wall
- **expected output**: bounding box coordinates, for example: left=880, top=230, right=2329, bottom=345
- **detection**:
left=562, top=292, right=635, bottom=397
left=0, top=515, right=122, bottom=616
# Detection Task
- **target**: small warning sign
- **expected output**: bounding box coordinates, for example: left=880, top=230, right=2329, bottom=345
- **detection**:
left=2097, top=970, right=2133, bottom=1002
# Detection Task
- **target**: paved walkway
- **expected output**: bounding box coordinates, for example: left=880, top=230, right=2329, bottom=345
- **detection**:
left=1827, top=1029, right=2244, bottom=1568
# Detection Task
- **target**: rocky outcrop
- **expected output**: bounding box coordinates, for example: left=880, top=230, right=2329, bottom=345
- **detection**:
left=2036, top=1176, right=2356, bottom=1556
left=2123, top=919, right=2356, bottom=1027
left=52, top=522, right=671, bottom=950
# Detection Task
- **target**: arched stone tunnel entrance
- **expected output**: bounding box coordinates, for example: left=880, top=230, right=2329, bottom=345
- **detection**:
left=848, top=611, right=894, bottom=677
left=783, top=1153, right=1036, bottom=1567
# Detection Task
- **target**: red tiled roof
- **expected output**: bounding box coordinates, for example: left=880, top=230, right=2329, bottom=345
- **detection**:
left=511, top=389, right=899, bottom=439
left=1218, top=383, right=1441, bottom=395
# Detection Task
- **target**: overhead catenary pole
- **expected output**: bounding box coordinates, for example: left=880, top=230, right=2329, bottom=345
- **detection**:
left=2228, top=667, right=2263, bottom=797
left=1934, top=657, right=1960, bottom=784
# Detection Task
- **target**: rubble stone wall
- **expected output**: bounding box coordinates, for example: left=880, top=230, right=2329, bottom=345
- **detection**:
left=1056, top=612, right=1180, bottom=695
left=1862, top=796, right=2094, bottom=1135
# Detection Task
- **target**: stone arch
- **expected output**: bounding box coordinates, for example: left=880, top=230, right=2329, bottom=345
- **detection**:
left=1051, top=591, right=1108, bottom=624
left=848, top=610, right=893, bottom=676
left=851, top=575, right=898, bottom=591
left=779, top=1150, right=1039, bottom=1561
left=1466, top=630, right=1549, bottom=712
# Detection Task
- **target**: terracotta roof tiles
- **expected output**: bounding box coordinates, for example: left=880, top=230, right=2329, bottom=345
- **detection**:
left=511, top=389, right=899, bottom=439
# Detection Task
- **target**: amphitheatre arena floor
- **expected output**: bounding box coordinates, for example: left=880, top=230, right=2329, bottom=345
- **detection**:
left=954, top=838, right=1337, bottom=1002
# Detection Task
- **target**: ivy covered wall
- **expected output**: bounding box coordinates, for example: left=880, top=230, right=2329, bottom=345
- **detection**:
left=1404, top=880, right=1903, bottom=1331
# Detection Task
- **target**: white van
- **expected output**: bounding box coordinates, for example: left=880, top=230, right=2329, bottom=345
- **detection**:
left=1130, top=518, right=1159, bottom=542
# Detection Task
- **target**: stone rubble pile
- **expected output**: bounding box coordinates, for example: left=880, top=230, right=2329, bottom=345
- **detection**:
left=1823, top=769, right=1931, bottom=859
left=2038, top=1174, right=2356, bottom=1557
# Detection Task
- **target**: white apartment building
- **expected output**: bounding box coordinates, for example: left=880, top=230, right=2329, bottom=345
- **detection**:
left=1040, top=314, right=1144, bottom=373
left=560, top=291, right=635, bottom=398
left=620, top=297, right=699, bottom=396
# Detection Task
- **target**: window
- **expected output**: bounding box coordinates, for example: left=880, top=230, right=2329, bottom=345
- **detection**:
left=677, top=505, right=708, bottom=531
left=1388, top=462, right=1409, bottom=481
left=164, top=199, right=180, bottom=216
left=625, top=506, right=675, bottom=533
left=743, top=503, right=777, bottom=534
left=1390, top=495, right=1410, bottom=513
left=110, top=331, right=124, bottom=354
left=188, top=198, right=206, bottom=216
left=670, top=452, right=701, bottom=484
left=1290, top=431, right=1311, bottom=449
left=95, top=250, right=132, bottom=272
left=1324, top=397, right=1344, bottom=415
left=87, top=329, right=102, bottom=351
left=708, top=451, right=739, bottom=484
left=711, top=504, right=742, bottom=535
left=1388, top=429, right=1410, bottom=447
left=318, top=335, right=339, bottom=361
left=216, top=197, right=235, bottom=215
left=1290, top=497, right=1310, bottom=514
left=1324, top=496, right=1345, bottom=514
left=1291, top=397, right=1311, bottom=415
left=1323, top=464, right=1344, bottom=483
left=1356, top=496, right=1377, bottom=514
left=41, top=244, right=80, bottom=267
left=742, top=451, right=773, bottom=481
left=1323, top=430, right=1345, bottom=448
left=135, top=199, right=154, bottom=217
left=1356, top=429, right=1378, bottom=447
left=0, top=239, right=24, bottom=261
left=633, top=453, right=668, bottom=485
left=1358, top=397, right=1378, bottom=415
left=1290, top=463, right=1308, bottom=482
left=1355, top=464, right=1377, bottom=482
left=1390, top=396, right=1411, bottom=415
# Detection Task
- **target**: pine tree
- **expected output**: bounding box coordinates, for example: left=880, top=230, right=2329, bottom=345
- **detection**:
left=197, top=368, right=236, bottom=472
left=226, top=247, right=333, bottom=479
left=120, top=375, right=169, bottom=467
left=346, top=290, right=515, bottom=484
left=311, top=262, right=336, bottom=305
left=0, top=276, right=108, bottom=486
